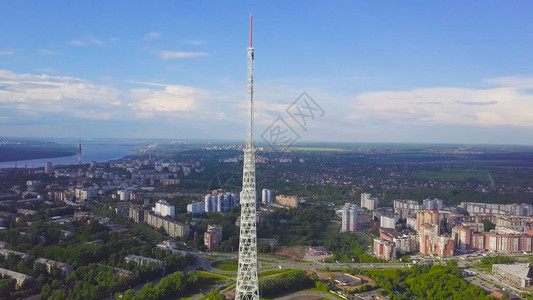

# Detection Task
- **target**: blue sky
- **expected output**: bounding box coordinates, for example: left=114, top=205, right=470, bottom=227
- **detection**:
left=1, top=1, right=533, bottom=144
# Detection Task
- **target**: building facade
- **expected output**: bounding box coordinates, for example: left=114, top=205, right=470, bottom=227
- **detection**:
left=374, top=239, right=396, bottom=261
left=204, top=224, right=223, bottom=250
left=154, top=199, right=175, bottom=218
left=492, top=263, right=532, bottom=288
left=144, top=212, right=189, bottom=239
left=204, top=192, right=237, bottom=212
left=361, top=193, right=378, bottom=211
left=341, top=203, right=358, bottom=232
left=276, top=195, right=298, bottom=208
left=261, top=189, right=274, bottom=204
left=187, top=202, right=204, bottom=215
left=380, top=214, right=396, bottom=229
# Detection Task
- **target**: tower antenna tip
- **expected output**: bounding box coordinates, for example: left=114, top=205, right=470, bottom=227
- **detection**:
left=250, top=15, right=253, bottom=47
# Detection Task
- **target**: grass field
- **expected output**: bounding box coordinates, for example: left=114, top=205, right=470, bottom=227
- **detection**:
left=197, top=271, right=231, bottom=280
left=212, top=259, right=238, bottom=272
left=259, top=268, right=296, bottom=278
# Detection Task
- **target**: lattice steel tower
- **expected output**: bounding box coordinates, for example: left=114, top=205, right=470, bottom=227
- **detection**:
left=235, top=15, right=259, bottom=300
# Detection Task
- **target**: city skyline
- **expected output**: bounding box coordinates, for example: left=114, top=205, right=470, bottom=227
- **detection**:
left=1, top=1, right=533, bottom=145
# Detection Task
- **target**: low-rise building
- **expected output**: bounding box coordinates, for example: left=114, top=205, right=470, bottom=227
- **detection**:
left=309, top=246, right=328, bottom=256
left=0, top=249, right=31, bottom=260
left=492, top=263, right=532, bottom=288
left=125, top=254, right=165, bottom=271
left=0, top=268, right=33, bottom=287
left=34, top=258, right=74, bottom=277
left=144, top=212, right=189, bottom=239
left=276, top=195, right=298, bottom=209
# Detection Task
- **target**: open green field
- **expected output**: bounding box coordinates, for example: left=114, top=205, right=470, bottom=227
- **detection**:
left=259, top=268, right=296, bottom=278
left=212, top=259, right=238, bottom=272
left=197, top=271, right=231, bottom=280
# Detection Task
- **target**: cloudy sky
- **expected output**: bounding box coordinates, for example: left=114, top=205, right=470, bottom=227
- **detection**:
left=1, top=1, right=532, bottom=145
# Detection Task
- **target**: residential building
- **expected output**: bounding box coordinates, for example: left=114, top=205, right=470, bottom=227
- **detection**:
left=492, top=263, right=532, bottom=288
left=34, top=258, right=74, bottom=277
left=204, top=224, right=223, bottom=250
left=361, top=193, right=378, bottom=210
left=460, top=202, right=533, bottom=217
left=393, top=233, right=419, bottom=254
left=380, top=214, right=396, bottom=229
left=117, top=189, right=132, bottom=201
left=129, top=205, right=144, bottom=223
left=187, top=202, right=204, bottom=215
left=406, top=216, right=417, bottom=230
left=423, top=198, right=443, bottom=211
left=0, top=268, right=33, bottom=287
left=204, top=192, right=237, bottom=212
left=435, top=236, right=454, bottom=257
left=154, top=199, right=175, bottom=218
left=276, top=195, right=298, bottom=208
left=374, top=239, right=396, bottom=261
left=125, top=254, right=165, bottom=270
left=262, top=189, right=274, bottom=204
left=341, top=203, right=358, bottom=232
left=419, top=223, right=439, bottom=255
left=44, top=162, right=54, bottom=176
left=75, top=187, right=96, bottom=201
left=0, top=249, right=31, bottom=260
left=416, top=211, right=441, bottom=233
left=144, top=212, right=189, bottom=239
left=451, top=225, right=532, bottom=253
left=161, top=178, right=180, bottom=186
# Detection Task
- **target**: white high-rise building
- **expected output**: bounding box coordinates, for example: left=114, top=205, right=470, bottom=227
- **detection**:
left=341, top=203, right=358, bottom=232
left=204, top=193, right=237, bottom=212
left=154, top=199, right=175, bottom=218
left=361, top=193, right=378, bottom=210
left=187, top=202, right=204, bottom=215
left=261, top=189, right=273, bottom=204
left=117, top=189, right=132, bottom=201
left=423, top=198, right=443, bottom=211
left=380, top=214, right=396, bottom=229
left=44, top=162, right=54, bottom=176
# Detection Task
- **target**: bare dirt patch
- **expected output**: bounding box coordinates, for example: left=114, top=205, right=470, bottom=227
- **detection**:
left=276, top=246, right=304, bottom=260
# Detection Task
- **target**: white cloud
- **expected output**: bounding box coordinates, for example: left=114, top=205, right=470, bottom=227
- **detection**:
left=0, top=69, right=120, bottom=117
left=147, top=32, right=161, bottom=39
left=159, top=51, right=207, bottom=59
left=485, top=76, right=533, bottom=89
left=0, top=50, right=14, bottom=55
left=129, top=84, right=205, bottom=113
left=67, top=38, right=105, bottom=46
left=35, top=68, right=55, bottom=73
left=184, top=40, right=205, bottom=45
left=88, top=38, right=104, bottom=46
left=38, top=49, right=58, bottom=55
left=352, top=80, right=533, bottom=128
left=68, top=40, right=85, bottom=46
